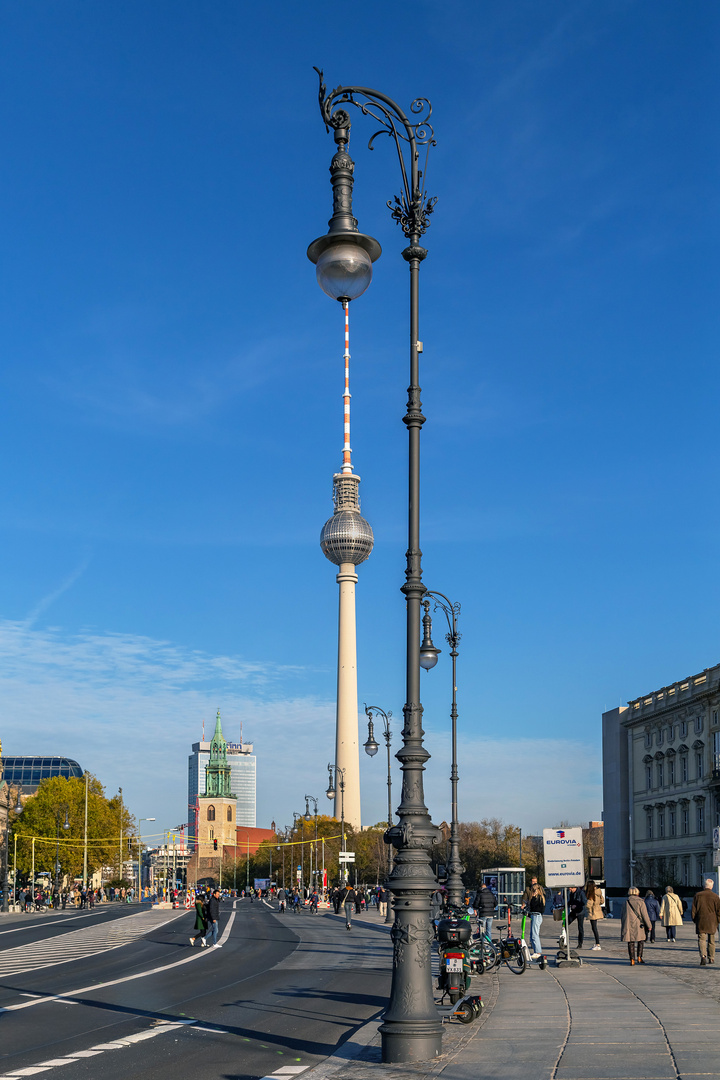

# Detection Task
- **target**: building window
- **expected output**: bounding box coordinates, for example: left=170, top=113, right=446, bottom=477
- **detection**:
left=658, top=812, right=665, bottom=838
left=668, top=758, right=675, bottom=785
left=680, top=721, right=688, bottom=738
left=683, top=860, right=690, bottom=886
left=656, top=762, right=664, bottom=787
left=696, top=752, right=704, bottom=780
left=646, top=811, right=653, bottom=840
left=681, top=756, right=688, bottom=783
left=713, top=709, right=719, bottom=727
left=227, top=806, right=232, bottom=821
left=646, top=765, right=652, bottom=789
left=209, top=827, right=214, bottom=840
left=697, top=857, right=705, bottom=883
left=669, top=809, right=676, bottom=836
left=695, top=716, right=703, bottom=734
left=682, top=806, right=689, bottom=834
left=207, top=805, right=216, bottom=821
left=715, top=798, right=720, bottom=828
left=713, top=730, right=720, bottom=766
left=667, top=724, right=674, bottom=742
left=697, top=803, right=705, bottom=833
left=645, top=731, right=652, bottom=748
left=657, top=729, right=664, bottom=746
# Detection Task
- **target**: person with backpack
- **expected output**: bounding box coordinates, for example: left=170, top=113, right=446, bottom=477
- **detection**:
left=643, top=890, right=661, bottom=943
left=341, top=884, right=357, bottom=929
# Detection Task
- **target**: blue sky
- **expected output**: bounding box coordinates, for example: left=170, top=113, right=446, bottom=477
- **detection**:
left=1, top=1, right=718, bottom=845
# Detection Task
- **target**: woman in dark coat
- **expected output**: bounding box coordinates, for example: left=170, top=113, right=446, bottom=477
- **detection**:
left=621, top=887, right=651, bottom=965
left=644, top=890, right=661, bottom=943
left=189, top=894, right=208, bottom=947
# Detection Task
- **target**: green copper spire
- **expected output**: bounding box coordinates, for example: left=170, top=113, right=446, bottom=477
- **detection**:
left=204, top=709, right=235, bottom=799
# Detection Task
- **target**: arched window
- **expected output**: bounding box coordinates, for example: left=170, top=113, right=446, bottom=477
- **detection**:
left=207, top=805, right=216, bottom=821
left=227, top=806, right=232, bottom=821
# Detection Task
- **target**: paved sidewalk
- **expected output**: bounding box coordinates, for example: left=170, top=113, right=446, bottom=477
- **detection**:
left=306, top=911, right=719, bottom=1080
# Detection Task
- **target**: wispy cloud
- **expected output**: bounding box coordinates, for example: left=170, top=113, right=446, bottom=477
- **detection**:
left=22, top=552, right=93, bottom=628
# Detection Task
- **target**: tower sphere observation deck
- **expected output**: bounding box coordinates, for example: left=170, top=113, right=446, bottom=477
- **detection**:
left=321, top=474, right=374, bottom=566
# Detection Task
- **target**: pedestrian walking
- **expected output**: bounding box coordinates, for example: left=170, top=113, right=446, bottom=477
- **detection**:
left=586, top=880, right=604, bottom=950
left=189, top=893, right=208, bottom=947
left=277, top=887, right=286, bottom=913
left=691, top=878, right=720, bottom=966
left=204, top=888, right=222, bottom=947
left=621, top=887, right=651, bottom=965
left=474, top=883, right=496, bottom=940
left=377, top=886, right=389, bottom=918
left=659, top=885, right=683, bottom=941
left=567, top=885, right=587, bottom=949
left=342, top=884, right=357, bottom=929
left=523, top=882, right=546, bottom=959
left=643, top=890, right=660, bottom=943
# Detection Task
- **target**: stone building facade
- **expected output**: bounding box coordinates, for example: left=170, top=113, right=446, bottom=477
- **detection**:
left=603, top=662, right=720, bottom=888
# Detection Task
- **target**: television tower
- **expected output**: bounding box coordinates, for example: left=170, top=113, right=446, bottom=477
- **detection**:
left=320, top=300, right=373, bottom=830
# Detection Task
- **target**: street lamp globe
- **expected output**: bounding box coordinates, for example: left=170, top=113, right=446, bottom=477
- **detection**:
left=314, top=239, right=374, bottom=302
left=419, top=602, right=441, bottom=670
left=364, top=720, right=379, bottom=757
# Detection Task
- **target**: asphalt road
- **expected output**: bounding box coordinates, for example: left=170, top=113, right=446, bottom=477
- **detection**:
left=0, top=900, right=392, bottom=1080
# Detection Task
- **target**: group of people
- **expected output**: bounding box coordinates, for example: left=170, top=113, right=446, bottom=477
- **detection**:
left=189, top=888, right=223, bottom=948
left=620, top=879, right=720, bottom=965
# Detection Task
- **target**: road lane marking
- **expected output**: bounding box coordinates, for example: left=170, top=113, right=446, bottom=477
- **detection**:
left=0, top=911, right=237, bottom=1012
left=0, top=911, right=118, bottom=936
left=0, top=908, right=186, bottom=977
left=0, top=1022, right=197, bottom=1079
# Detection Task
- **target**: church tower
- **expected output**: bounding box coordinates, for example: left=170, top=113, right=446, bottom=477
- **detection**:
left=196, top=710, right=236, bottom=859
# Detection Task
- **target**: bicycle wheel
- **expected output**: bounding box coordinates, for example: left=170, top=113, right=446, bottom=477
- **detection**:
left=482, top=940, right=499, bottom=970
left=504, top=946, right=526, bottom=974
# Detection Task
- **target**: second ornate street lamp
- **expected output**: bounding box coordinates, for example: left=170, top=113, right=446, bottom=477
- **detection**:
left=364, top=705, right=394, bottom=925
left=325, top=764, right=347, bottom=882
left=309, top=71, right=442, bottom=1063
left=419, top=592, right=465, bottom=909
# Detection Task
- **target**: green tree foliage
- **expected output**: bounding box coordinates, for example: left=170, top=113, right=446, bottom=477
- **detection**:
left=12, top=775, right=136, bottom=882
left=457, top=818, right=522, bottom=886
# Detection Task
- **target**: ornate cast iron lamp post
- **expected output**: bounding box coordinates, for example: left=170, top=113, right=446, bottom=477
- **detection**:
left=309, top=70, right=441, bottom=1063
left=419, top=592, right=465, bottom=908
left=304, top=795, right=319, bottom=890
left=364, top=705, right=394, bottom=925
left=325, top=764, right=346, bottom=882
left=1, top=783, right=23, bottom=913
left=54, top=805, right=70, bottom=900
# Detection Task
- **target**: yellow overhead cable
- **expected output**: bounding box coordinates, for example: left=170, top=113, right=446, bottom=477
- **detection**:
left=14, top=832, right=344, bottom=847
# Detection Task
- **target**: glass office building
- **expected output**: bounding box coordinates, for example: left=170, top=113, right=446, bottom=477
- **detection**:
left=188, top=737, right=256, bottom=840
left=1, top=756, right=84, bottom=793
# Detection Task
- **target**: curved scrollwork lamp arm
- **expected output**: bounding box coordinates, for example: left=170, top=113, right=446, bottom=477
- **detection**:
left=314, top=68, right=437, bottom=240
left=423, top=589, right=461, bottom=648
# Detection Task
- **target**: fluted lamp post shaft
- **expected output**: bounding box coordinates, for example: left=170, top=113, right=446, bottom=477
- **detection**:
left=309, top=71, right=442, bottom=1063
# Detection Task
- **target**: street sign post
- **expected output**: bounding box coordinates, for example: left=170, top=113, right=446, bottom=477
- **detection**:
left=543, top=827, right=585, bottom=967
left=338, top=851, right=355, bottom=862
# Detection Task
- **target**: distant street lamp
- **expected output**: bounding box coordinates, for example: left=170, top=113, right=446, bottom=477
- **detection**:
left=137, top=818, right=156, bottom=900
left=304, top=796, right=318, bottom=890
left=54, top=806, right=70, bottom=900
left=1, top=783, right=23, bottom=913
left=364, top=705, right=394, bottom=924
left=326, top=764, right=346, bottom=881
left=419, top=591, right=464, bottom=908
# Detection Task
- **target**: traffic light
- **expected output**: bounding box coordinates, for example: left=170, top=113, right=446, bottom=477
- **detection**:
left=213, top=839, right=218, bottom=851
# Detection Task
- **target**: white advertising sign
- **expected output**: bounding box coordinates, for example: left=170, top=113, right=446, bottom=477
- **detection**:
left=543, top=827, right=585, bottom=887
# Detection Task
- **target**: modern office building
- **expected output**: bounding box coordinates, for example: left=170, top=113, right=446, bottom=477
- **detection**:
left=0, top=756, right=84, bottom=794
left=188, top=717, right=255, bottom=840
left=603, top=662, right=720, bottom=888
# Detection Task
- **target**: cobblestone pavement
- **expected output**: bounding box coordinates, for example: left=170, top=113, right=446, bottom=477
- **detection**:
left=540, top=914, right=720, bottom=1004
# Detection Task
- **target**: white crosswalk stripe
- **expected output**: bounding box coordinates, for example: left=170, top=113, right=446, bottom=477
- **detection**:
left=0, top=909, right=185, bottom=977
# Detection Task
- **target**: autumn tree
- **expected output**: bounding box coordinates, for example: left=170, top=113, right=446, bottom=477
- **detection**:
left=12, top=775, right=136, bottom=883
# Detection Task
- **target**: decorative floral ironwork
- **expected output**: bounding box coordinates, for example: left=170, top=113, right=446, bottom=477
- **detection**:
left=314, top=68, right=437, bottom=240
